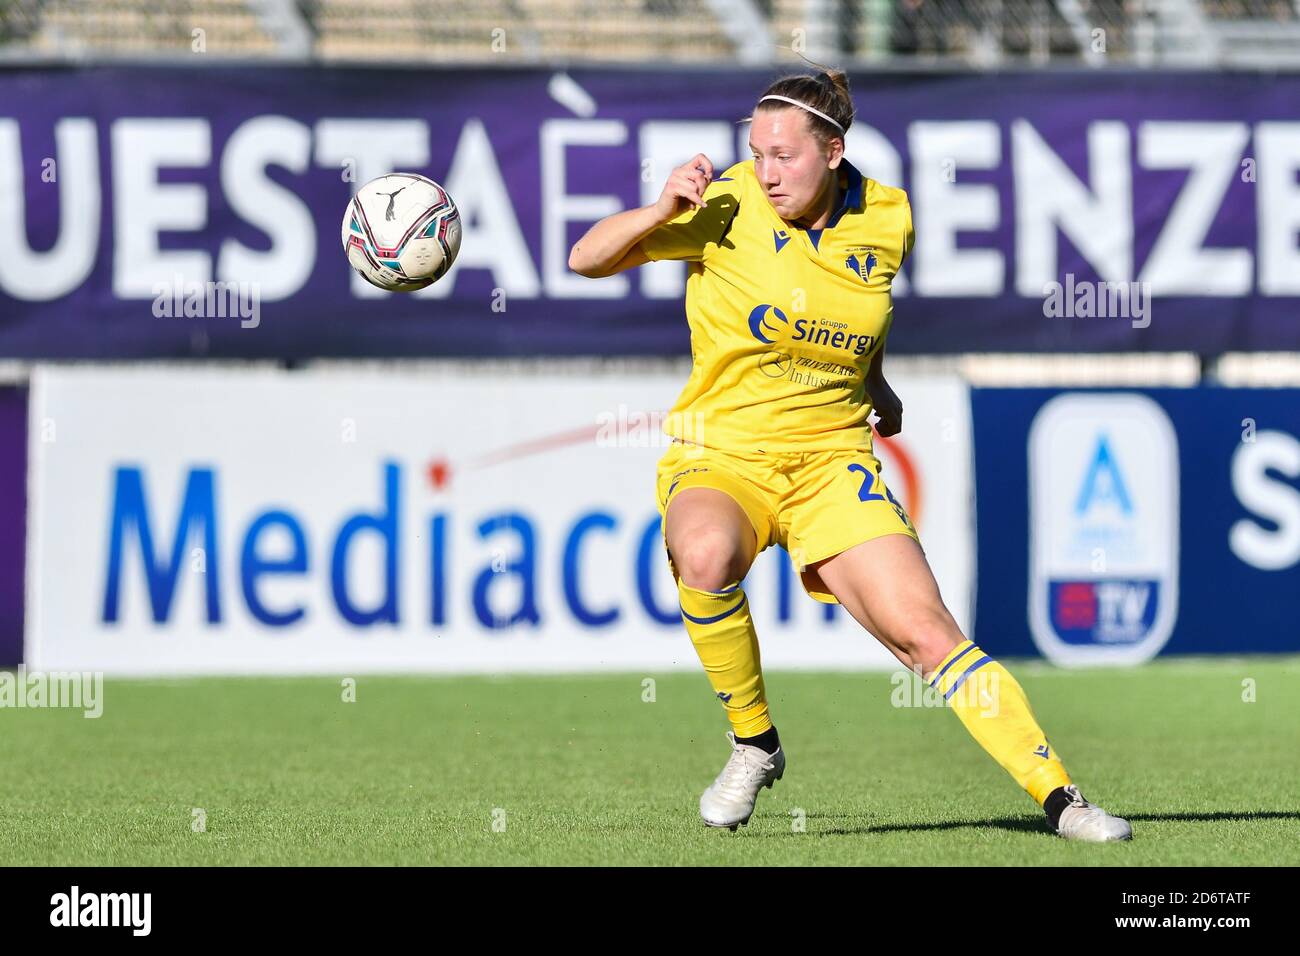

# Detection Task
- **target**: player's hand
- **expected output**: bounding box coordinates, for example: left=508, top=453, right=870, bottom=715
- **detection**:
left=653, top=154, right=714, bottom=223
left=868, top=376, right=903, bottom=437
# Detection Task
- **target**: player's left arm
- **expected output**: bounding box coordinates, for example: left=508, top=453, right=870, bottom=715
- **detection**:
left=867, top=193, right=913, bottom=439
left=866, top=342, right=902, bottom=438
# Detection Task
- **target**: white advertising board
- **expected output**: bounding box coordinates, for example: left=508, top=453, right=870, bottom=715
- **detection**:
left=27, top=365, right=973, bottom=675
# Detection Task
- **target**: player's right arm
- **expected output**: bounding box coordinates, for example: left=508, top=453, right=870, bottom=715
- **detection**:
left=568, top=154, right=717, bottom=278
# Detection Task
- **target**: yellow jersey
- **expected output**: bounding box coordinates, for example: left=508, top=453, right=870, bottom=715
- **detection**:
left=641, top=158, right=914, bottom=452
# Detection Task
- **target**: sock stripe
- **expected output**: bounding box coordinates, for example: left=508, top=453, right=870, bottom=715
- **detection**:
left=680, top=594, right=748, bottom=625
left=928, top=641, right=977, bottom=687
left=943, top=655, right=992, bottom=700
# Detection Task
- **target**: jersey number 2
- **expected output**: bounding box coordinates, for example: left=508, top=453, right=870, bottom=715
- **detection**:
left=847, top=462, right=901, bottom=507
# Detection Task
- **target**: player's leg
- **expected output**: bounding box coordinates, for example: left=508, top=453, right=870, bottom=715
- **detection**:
left=664, top=485, right=774, bottom=743
left=814, top=533, right=1132, bottom=841
left=656, top=447, right=785, bottom=829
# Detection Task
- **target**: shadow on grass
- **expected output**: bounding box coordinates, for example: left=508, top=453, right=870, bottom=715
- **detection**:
left=799, top=809, right=1300, bottom=837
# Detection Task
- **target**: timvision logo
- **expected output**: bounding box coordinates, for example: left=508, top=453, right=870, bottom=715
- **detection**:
left=1027, top=393, right=1180, bottom=667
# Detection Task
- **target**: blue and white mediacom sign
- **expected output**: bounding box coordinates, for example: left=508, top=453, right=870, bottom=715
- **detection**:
left=1027, top=393, right=1180, bottom=667
left=25, top=365, right=975, bottom=675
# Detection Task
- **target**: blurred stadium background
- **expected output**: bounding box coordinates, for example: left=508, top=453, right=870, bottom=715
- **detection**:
left=4, top=0, right=1300, bottom=65
left=0, top=1, right=1297, bottom=865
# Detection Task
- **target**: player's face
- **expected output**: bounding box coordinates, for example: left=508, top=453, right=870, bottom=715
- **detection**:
left=749, top=109, right=837, bottom=224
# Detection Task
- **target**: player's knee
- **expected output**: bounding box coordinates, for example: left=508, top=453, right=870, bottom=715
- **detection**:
left=673, top=530, right=744, bottom=592
left=895, top=614, right=962, bottom=673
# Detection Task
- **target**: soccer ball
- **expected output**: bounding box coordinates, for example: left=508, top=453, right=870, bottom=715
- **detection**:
left=341, top=173, right=461, bottom=292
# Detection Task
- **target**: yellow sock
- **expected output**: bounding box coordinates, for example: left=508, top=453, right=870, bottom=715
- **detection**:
left=926, top=639, right=1072, bottom=806
left=678, top=580, right=771, bottom=737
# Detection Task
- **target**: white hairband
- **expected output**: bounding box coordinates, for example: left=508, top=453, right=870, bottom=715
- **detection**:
left=756, top=94, right=845, bottom=134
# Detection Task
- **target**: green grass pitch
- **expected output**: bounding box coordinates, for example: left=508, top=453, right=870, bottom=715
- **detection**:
left=2, top=657, right=1298, bottom=866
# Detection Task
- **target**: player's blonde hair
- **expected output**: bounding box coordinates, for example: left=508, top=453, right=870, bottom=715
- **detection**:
left=754, top=66, right=855, bottom=150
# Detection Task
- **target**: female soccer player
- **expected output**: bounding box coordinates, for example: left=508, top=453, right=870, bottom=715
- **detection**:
left=568, top=69, right=1131, bottom=842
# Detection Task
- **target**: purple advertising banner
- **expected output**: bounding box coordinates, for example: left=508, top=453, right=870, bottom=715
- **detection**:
left=0, top=387, right=26, bottom=665
left=1, top=66, right=1299, bottom=357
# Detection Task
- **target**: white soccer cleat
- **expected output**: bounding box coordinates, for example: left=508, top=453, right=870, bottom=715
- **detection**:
left=699, top=732, right=785, bottom=830
left=1055, top=784, right=1133, bottom=842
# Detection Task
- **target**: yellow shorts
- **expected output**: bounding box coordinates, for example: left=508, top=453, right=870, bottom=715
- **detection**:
left=654, top=439, right=919, bottom=604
